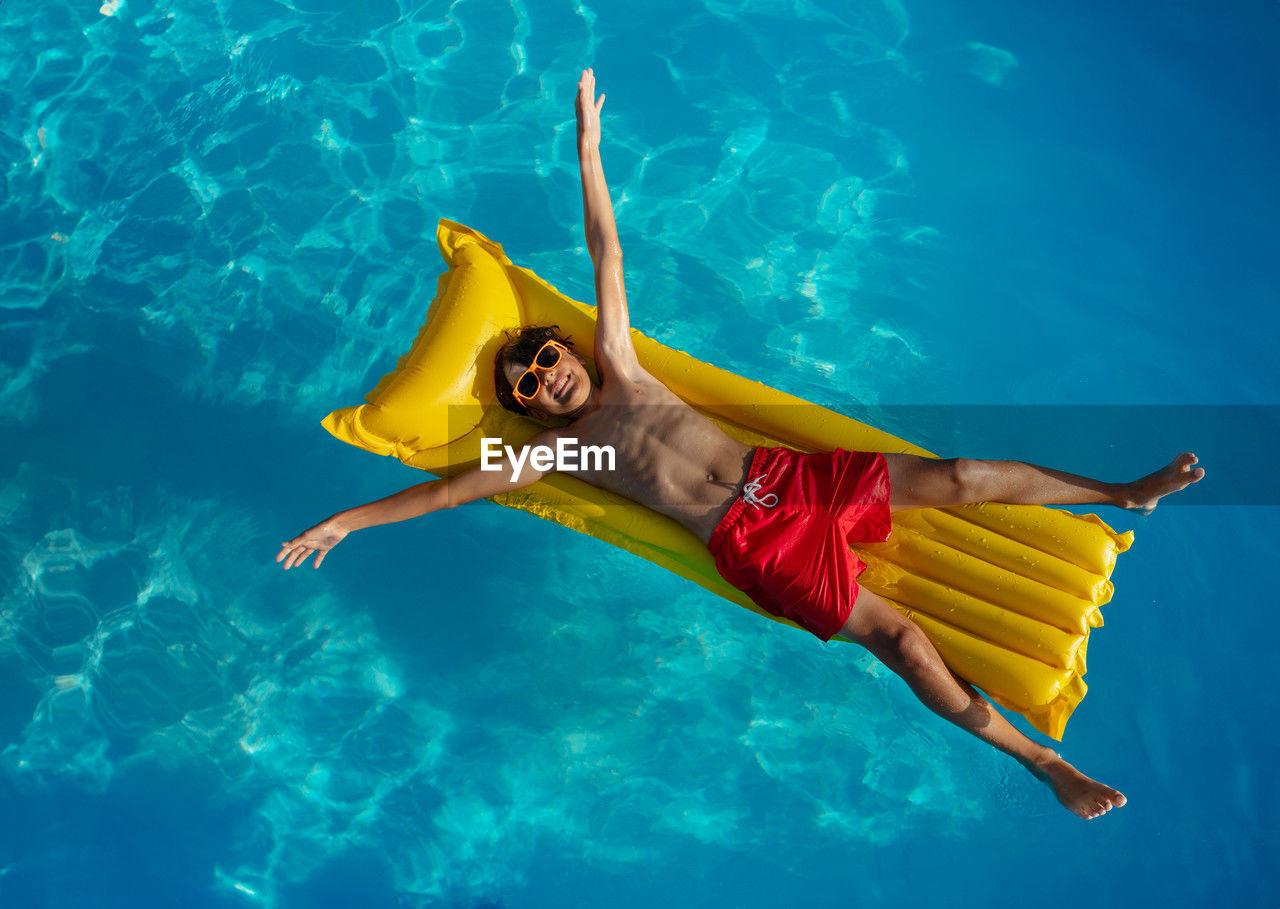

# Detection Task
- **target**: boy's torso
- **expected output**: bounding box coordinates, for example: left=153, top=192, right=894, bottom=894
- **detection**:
left=551, top=370, right=754, bottom=544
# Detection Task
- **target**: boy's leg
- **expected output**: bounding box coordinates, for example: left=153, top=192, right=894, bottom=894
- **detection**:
left=884, top=452, right=1203, bottom=514
left=838, top=587, right=1125, bottom=819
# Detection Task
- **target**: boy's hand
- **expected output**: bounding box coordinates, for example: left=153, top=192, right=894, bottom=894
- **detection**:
left=575, top=68, right=605, bottom=149
left=277, top=519, right=348, bottom=570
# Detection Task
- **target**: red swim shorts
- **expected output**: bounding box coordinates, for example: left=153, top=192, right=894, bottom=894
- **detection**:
left=708, top=447, right=892, bottom=642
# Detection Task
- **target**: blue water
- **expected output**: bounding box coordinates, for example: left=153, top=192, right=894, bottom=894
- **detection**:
left=2, top=1, right=1277, bottom=906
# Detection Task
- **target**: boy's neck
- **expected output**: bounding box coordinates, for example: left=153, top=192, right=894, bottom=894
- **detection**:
left=563, top=383, right=602, bottom=422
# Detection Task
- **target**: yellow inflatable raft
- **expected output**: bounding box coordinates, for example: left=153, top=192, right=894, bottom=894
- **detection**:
left=323, top=220, right=1133, bottom=740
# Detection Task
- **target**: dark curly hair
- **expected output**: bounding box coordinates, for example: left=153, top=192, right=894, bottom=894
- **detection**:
left=493, top=325, right=577, bottom=416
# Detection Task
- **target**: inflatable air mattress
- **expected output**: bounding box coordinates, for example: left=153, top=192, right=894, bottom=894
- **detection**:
left=323, top=220, right=1133, bottom=740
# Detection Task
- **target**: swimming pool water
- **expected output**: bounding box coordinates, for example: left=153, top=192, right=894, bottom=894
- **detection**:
left=2, top=1, right=1278, bottom=906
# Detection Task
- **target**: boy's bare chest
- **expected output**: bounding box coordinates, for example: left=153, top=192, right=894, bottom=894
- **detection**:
left=565, top=380, right=753, bottom=537
left=576, top=382, right=718, bottom=467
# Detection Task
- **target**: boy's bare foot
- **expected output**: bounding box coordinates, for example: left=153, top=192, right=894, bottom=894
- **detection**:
left=1124, top=452, right=1205, bottom=514
left=1030, top=752, right=1127, bottom=819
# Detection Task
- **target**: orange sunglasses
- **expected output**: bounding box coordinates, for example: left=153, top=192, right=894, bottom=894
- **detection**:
left=512, top=340, right=569, bottom=404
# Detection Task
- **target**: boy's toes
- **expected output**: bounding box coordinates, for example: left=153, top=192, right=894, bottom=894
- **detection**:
left=1177, top=454, right=1205, bottom=483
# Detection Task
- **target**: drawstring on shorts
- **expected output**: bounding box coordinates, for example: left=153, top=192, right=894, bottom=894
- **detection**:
left=742, top=471, right=780, bottom=509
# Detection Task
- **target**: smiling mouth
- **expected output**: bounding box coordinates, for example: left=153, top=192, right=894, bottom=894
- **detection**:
left=553, top=375, right=570, bottom=400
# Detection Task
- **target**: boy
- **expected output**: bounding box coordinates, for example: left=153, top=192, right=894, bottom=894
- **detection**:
left=279, top=70, right=1203, bottom=819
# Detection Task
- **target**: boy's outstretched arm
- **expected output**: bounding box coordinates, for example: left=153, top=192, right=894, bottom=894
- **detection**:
left=277, top=431, right=562, bottom=569
left=575, top=68, right=640, bottom=379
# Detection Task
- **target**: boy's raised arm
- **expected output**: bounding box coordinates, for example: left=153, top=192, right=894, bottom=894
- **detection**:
left=575, top=68, right=640, bottom=379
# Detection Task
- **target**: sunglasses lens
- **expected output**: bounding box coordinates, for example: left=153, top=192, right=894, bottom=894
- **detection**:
left=535, top=343, right=561, bottom=368
left=516, top=371, right=540, bottom=399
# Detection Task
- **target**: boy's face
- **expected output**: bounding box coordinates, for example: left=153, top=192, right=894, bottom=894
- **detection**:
left=503, top=348, right=593, bottom=419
